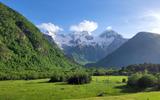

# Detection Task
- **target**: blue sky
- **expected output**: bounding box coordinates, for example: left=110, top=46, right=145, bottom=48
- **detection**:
left=1, top=0, right=160, bottom=38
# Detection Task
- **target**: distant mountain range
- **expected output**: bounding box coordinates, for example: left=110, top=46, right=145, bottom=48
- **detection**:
left=87, top=32, right=160, bottom=67
left=47, top=30, right=127, bottom=64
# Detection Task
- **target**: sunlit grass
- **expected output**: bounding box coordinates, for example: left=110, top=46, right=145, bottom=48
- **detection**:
left=78, top=92, right=160, bottom=100
left=0, top=76, right=127, bottom=100
left=1, top=76, right=160, bottom=100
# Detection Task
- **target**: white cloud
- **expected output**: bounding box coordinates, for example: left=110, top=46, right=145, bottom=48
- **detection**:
left=129, top=10, right=160, bottom=34
left=120, top=10, right=160, bottom=38
left=142, top=11, right=160, bottom=33
left=106, top=26, right=112, bottom=31
left=70, top=20, right=98, bottom=34
left=37, top=23, right=63, bottom=38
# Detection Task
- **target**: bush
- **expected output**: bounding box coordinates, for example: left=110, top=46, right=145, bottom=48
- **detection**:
left=67, top=72, right=92, bottom=84
left=156, top=73, right=160, bottom=89
left=127, top=73, right=142, bottom=87
left=49, top=73, right=66, bottom=82
left=122, top=78, right=126, bottom=83
left=137, top=74, right=157, bottom=89
left=93, top=69, right=106, bottom=76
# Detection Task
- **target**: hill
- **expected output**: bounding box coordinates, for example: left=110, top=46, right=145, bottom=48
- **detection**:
left=87, top=32, right=160, bottom=67
left=0, top=3, right=80, bottom=79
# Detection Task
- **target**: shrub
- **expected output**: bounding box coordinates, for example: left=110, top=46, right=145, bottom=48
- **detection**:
left=67, top=72, right=92, bottom=84
left=94, top=69, right=106, bottom=76
left=49, top=73, right=66, bottom=82
left=127, top=73, right=142, bottom=87
left=137, top=74, right=157, bottom=89
left=122, top=78, right=126, bottom=83
left=156, top=73, right=160, bottom=89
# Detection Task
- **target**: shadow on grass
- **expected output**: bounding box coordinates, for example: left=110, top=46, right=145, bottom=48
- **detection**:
left=115, top=85, right=142, bottom=93
left=35, top=80, right=86, bottom=86
left=24, top=80, right=60, bottom=84
left=37, top=81, right=51, bottom=83
left=25, top=81, right=50, bottom=84
left=37, top=81, right=67, bottom=85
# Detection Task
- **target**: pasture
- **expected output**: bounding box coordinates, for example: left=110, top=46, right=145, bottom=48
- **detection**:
left=0, top=76, right=159, bottom=100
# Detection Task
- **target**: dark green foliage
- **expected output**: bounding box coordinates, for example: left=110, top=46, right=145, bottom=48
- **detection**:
left=87, top=63, right=160, bottom=77
left=155, top=73, right=160, bottom=89
left=49, top=73, right=66, bottom=82
left=137, top=74, right=157, bottom=89
left=87, top=67, right=120, bottom=76
left=122, top=78, right=126, bottom=83
left=0, top=3, right=81, bottom=80
left=127, top=73, right=158, bottom=90
left=127, top=73, right=142, bottom=87
left=67, top=72, right=92, bottom=84
left=93, top=69, right=106, bottom=76
left=120, top=63, right=160, bottom=75
left=0, top=71, right=55, bottom=80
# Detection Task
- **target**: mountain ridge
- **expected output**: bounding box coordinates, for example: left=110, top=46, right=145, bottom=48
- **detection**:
left=87, top=32, right=160, bottom=67
left=45, top=30, right=127, bottom=64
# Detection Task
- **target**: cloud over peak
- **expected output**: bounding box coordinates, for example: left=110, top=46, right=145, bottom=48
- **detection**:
left=106, top=26, right=112, bottom=31
left=70, top=20, right=98, bottom=34
left=37, top=23, right=63, bottom=38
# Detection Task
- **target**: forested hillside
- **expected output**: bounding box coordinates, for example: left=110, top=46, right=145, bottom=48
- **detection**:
left=0, top=3, right=80, bottom=79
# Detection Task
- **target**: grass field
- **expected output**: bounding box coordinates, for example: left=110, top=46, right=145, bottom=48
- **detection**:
left=0, top=76, right=160, bottom=100
left=78, top=92, right=160, bottom=100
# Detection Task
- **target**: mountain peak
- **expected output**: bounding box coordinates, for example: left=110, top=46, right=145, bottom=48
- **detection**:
left=72, top=31, right=91, bottom=36
left=99, top=30, right=121, bottom=38
left=51, top=28, right=127, bottom=64
left=136, top=32, right=160, bottom=36
left=133, top=32, right=160, bottom=41
left=89, top=31, right=160, bottom=67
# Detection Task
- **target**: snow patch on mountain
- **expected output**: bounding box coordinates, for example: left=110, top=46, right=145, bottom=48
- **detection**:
left=54, top=30, right=121, bottom=49
left=42, top=29, right=127, bottom=64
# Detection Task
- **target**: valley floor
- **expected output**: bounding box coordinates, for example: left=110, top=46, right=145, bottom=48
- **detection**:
left=76, top=92, right=160, bottom=100
left=0, top=76, right=159, bottom=100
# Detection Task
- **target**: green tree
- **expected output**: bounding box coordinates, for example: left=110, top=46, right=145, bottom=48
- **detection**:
left=138, top=74, right=157, bottom=89
left=127, top=73, right=142, bottom=87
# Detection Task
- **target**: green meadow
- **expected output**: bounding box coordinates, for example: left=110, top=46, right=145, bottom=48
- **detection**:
left=0, top=76, right=160, bottom=100
left=79, top=92, right=160, bottom=100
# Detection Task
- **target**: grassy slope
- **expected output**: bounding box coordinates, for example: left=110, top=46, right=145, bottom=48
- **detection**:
left=0, top=2, right=80, bottom=73
left=0, top=76, right=127, bottom=100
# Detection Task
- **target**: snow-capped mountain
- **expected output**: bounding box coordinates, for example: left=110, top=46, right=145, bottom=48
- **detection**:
left=45, top=30, right=128, bottom=64
left=87, top=32, right=160, bottom=67
left=55, top=30, right=124, bottom=48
